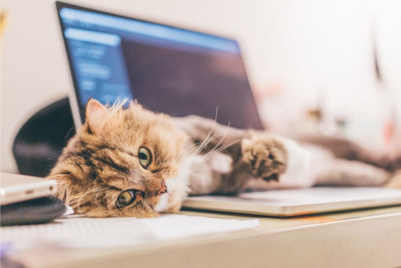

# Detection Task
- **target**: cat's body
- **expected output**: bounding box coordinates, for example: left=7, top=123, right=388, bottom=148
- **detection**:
left=48, top=99, right=309, bottom=217
left=48, top=99, right=398, bottom=218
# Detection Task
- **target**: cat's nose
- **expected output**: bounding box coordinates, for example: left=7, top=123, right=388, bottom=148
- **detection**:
left=157, top=180, right=167, bottom=196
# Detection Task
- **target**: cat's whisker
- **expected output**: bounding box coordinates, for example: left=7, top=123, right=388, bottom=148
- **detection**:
left=184, top=145, right=240, bottom=175
left=185, top=139, right=241, bottom=175
left=187, top=110, right=220, bottom=157
left=188, top=140, right=209, bottom=158
left=183, top=129, right=230, bottom=161
left=181, top=143, right=199, bottom=154
left=202, top=138, right=241, bottom=162
left=176, top=143, right=207, bottom=164
left=175, top=141, right=209, bottom=164
left=197, top=106, right=220, bottom=151
left=176, top=143, right=202, bottom=162
left=175, top=131, right=231, bottom=167
left=187, top=121, right=237, bottom=163
left=202, top=122, right=232, bottom=159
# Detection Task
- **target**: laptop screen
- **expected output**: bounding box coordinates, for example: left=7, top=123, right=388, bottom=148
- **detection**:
left=56, top=2, right=263, bottom=130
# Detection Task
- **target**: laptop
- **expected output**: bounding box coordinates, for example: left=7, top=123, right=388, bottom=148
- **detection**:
left=0, top=172, right=57, bottom=205
left=55, top=2, right=401, bottom=217
left=55, top=1, right=263, bottom=131
left=183, top=187, right=401, bottom=217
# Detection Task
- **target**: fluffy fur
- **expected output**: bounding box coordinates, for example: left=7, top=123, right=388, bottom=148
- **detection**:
left=48, top=99, right=400, bottom=218
left=48, top=99, right=304, bottom=217
left=48, top=100, right=188, bottom=217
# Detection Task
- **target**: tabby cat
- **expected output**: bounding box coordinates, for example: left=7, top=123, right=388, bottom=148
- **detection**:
left=48, top=99, right=400, bottom=217
left=47, top=99, right=309, bottom=217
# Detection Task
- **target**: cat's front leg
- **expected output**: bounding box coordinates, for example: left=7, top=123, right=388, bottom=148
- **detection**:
left=242, top=132, right=310, bottom=183
left=219, top=132, right=310, bottom=193
left=175, top=116, right=309, bottom=193
left=241, top=132, right=288, bottom=181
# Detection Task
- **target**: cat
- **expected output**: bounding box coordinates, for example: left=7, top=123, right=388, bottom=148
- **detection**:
left=47, top=99, right=309, bottom=217
left=47, top=99, right=400, bottom=218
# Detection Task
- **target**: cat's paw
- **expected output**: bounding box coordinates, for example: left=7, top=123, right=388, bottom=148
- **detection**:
left=241, top=133, right=288, bottom=181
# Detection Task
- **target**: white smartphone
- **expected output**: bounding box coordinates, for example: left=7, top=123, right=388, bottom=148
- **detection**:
left=0, top=172, right=57, bottom=205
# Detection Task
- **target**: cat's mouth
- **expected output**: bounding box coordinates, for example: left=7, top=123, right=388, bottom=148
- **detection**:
left=154, top=191, right=170, bottom=212
left=153, top=179, right=177, bottom=212
left=157, top=180, right=167, bottom=196
left=165, top=178, right=177, bottom=193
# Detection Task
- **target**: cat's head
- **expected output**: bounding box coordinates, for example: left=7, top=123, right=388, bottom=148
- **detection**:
left=49, top=99, right=188, bottom=218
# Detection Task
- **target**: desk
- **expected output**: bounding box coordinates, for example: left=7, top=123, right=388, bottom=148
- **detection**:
left=6, top=206, right=401, bottom=268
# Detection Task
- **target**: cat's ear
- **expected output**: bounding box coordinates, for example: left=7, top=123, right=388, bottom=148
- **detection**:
left=86, top=99, right=110, bottom=135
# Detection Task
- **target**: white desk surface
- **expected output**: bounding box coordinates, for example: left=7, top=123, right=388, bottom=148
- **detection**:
left=6, top=205, right=401, bottom=268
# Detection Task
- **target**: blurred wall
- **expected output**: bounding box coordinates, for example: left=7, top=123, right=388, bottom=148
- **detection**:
left=1, top=0, right=401, bottom=173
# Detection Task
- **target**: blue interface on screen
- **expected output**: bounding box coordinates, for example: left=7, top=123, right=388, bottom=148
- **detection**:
left=59, top=6, right=262, bottom=130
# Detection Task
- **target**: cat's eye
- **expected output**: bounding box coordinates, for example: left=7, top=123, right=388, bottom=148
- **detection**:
left=138, top=147, right=152, bottom=168
left=116, top=190, right=136, bottom=208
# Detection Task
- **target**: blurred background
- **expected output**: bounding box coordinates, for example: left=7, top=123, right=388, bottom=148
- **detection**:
left=1, top=0, right=401, bottom=174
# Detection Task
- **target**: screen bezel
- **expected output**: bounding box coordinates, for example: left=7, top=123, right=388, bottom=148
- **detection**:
left=55, top=1, right=263, bottom=130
